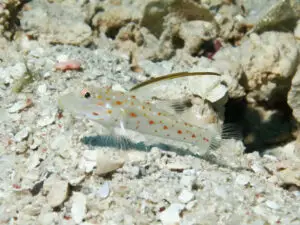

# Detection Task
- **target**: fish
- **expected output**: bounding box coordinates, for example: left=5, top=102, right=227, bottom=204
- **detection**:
left=58, top=86, right=222, bottom=154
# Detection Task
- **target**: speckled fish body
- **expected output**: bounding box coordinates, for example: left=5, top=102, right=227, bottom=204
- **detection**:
left=59, top=87, right=220, bottom=152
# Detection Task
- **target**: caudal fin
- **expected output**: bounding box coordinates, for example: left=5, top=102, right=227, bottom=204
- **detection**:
left=221, top=123, right=242, bottom=140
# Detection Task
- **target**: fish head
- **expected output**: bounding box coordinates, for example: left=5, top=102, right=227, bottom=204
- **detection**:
left=58, top=86, right=117, bottom=123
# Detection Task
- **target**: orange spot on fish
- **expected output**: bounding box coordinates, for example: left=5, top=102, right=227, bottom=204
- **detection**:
left=163, top=125, right=168, bottom=130
left=203, top=137, right=209, bottom=142
left=192, top=134, right=196, bottom=138
left=92, top=112, right=99, bottom=116
left=130, top=112, right=137, bottom=117
left=115, top=101, right=123, bottom=105
left=97, top=101, right=104, bottom=106
left=107, top=109, right=112, bottom=114
left=149, top=120, right=155, bottom=125
left=177, top=130, right=182, bottom=134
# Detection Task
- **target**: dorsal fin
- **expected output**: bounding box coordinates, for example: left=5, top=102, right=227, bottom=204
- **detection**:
left=129, top=71, right=221, bottom=91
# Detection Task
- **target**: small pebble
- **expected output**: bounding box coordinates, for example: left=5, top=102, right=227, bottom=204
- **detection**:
left=14, top=127, right=31, bottom=142
left=96, top=182, right=110, bottom=199
left=47, top=179, right=69, bottom=208
left=112, top=83, right=126, bottom=92
left=186, top=200, right=197, bottom=210
left=178, top=189, right=194, bottom=203
left=180, top=175, right=196, bottom=190
left=265, top=200, right=280, bottom=210
left=235, top=174, right=251, bottom=186
left=37, top=115, right=55, bottom=127
left=8, top=100, right=28, bottom=113
left=96, top=152, right=124, bottom=176
left=38, top=212, right=58, bottom=225
left=0, top=108, right=9, bottom=123
left=159, top=203, right=185, bottom=225
left=71, top=192, right=87, bottom=224
left=166, top=162, right=191, bottom=171
left=37, top=83, right=48, bottom=95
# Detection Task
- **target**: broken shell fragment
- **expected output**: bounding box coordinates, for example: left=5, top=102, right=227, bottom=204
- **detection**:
left=95, top=152, right=124, bottom=176
left=46, top=179, right=69, bottom=208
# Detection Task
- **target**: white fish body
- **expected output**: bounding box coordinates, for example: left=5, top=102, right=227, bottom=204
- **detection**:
left=58, top=87, right=221, bottom=153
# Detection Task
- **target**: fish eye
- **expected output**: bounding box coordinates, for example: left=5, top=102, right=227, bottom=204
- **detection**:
left=84, top=92, right=91, bottom=98
left=80, top=88, right=91, bottom=98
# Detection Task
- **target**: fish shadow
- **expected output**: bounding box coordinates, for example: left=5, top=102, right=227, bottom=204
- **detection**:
left=81, top=135, right=252, bottom=172
left=81, top=135, right=199, bottom=157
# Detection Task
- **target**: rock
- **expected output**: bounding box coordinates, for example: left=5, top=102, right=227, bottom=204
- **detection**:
left=166, top=162, right=191, bottom=171
left=37, top=108, right=56, bottom=127
left=159, top=203, right=185, bottom=225
left=243, top=0, right=297, bottom=34
left=68, top=175, right=86, bottom=186
left=141, top=0, right=214, bottom=38
left=26, top=152, right=41, bottom=170
left=138, top=59, right=173, bottom=77
left=180, top=175, right=196, bottom=190
left=187, top=75, right=228, bottom=103
left=37, top=83, right=48, bottom=96
left=240, top=32, right=298, bottom=103
left=185, top=200, right=197, bottom=210
left=90, top=1, right=144, bottom=40
left=277, top=165, right=300, bottom=187
left=235, top=174, right=251, bottom=186
left=0, top=108, right=9, bottom=123
left=79, top=150, right=97, bottom=173
left=46, top=178, right=69, bottom=208
left=214, top=4, right=245, bottom=41
left=14, top=127, right=31, bottom=142
left=178, top=189, right=194, bottom=203
left=178, top=20, right=217, bottom=55
left=95, top=152, right=124, bottom=176
left=0, top=63, right=26, bottom=85
left=212, top=48, right=245, bottom=99
left=21, top=0, right=92, bottom=45
left=71, top=192, right=87, bottom=224
left=295, top=20, right=300, bottom=38
left=0, top=0, right=21, bottom=39
left=288, top=65, right=300, bottom=123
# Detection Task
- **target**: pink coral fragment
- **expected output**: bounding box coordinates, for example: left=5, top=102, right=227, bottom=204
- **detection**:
left=55, top=60, right=81, bottom=72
